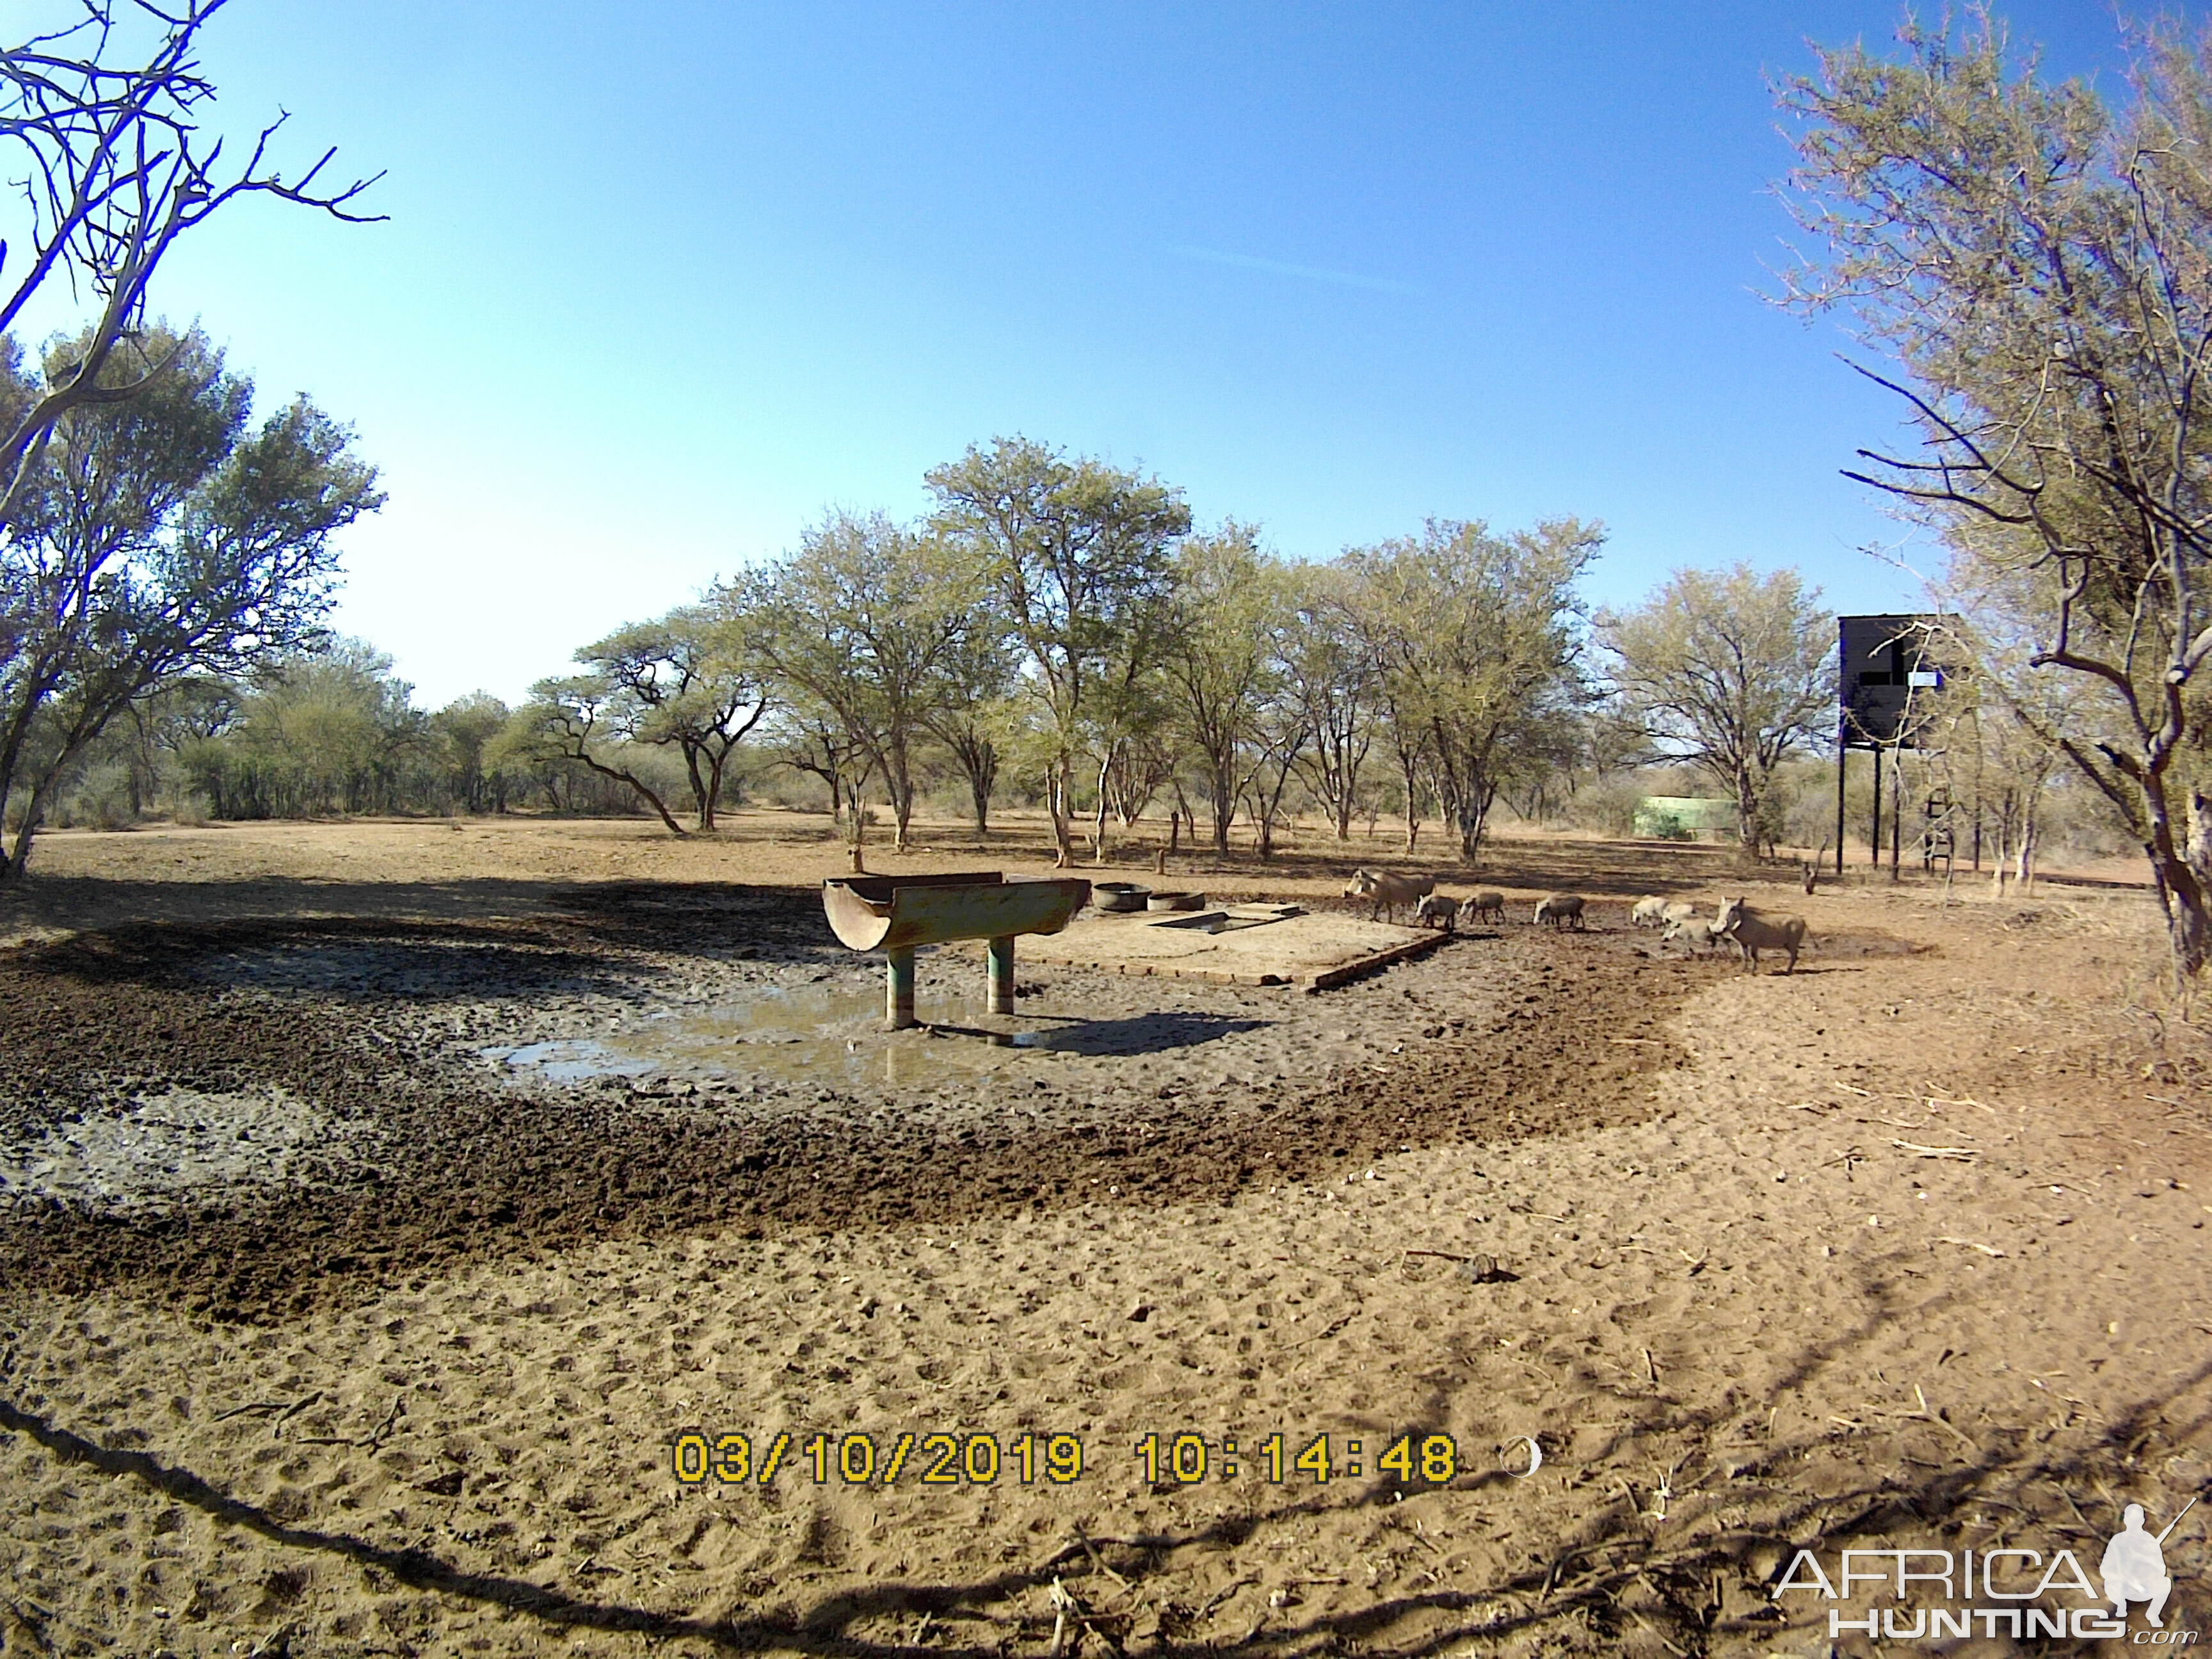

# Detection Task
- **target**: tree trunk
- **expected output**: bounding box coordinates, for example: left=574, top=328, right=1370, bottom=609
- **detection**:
left=1736, top=768, right=1763, bottom=867
left=965, top=737, right=996, bottom=834
left=1050, top=761, right=1073, bottom=868
left=2187, top=790, right=2212, bottom=900
left=888, top=751, right=914, bottom=853
left=1455, top=776, right=1496, bottom=862
left=1093, top=751, right=1112, bottom=866
left=682, top=741, right=713, bottom=830
left=0, top=801, right=46, bottom=882
left=562, top=748, right=685, bottom=837
left=703, top=750, right=729, bottom=832
left=2149, top=838, right=2212, bottom=978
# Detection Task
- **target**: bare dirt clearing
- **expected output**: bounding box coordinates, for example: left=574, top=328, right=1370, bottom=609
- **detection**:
left=1, top=814, right=2209, bottom=1656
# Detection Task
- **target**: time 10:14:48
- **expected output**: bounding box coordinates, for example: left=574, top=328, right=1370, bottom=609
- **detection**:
left=1134, top=1432, right=1459, bottom=1485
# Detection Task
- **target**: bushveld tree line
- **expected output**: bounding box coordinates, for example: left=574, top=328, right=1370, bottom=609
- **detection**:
left=52, top=428, right=2123, bottom=905
left=0, top=6, right=2185, bottom=975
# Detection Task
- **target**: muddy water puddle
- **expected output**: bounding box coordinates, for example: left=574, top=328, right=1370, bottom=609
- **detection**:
left=484, top=981, right=1117, bottom=1090
left=0, top=1089, right=355, bottom=1210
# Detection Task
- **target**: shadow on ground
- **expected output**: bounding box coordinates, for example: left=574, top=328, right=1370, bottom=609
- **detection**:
left=5, top=1333, right=2202, bottom=1656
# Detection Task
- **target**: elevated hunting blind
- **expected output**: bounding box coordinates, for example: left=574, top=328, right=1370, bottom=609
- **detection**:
left=1834, top=614, right=1948, bottom=874
left=1839, top=614, right=1944, bottom=746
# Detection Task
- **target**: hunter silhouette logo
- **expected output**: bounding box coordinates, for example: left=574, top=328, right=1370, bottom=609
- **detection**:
left=2105, top=1498, right=2195, bottom=1629
left=1772, top=1493, right=2202, bottom=1643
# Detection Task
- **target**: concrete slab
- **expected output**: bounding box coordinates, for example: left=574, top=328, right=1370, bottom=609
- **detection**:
left=1014, top=908, right=1448, bottom=989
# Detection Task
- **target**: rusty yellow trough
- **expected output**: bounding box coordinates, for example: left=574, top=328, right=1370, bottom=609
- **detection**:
left=822, top=872, right=1093, bottom=1029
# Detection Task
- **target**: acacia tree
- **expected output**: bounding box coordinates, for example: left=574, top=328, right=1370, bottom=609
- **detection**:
left=1599, top=563, right=1835, bottom=857
left=1918, top=547, right=2107, bottom=892
left=1344, top=518, right=1601, bottom=860
left=1781, top=14, right=2212, bottom=976
left=1242, top=671, right=1310, bottom=860
left=0, top=4, right=379, bottom=874
left=575, top=605, right=765, bottom=830
left=429, top=692, right=510, bottom=813
left=0, top=328, right=380, bottom=875
left=200, top=639, right=424, bottom=818
left=1157, top=523, right=1283, bottom=853
left=926, top=437, right=1190, bottom=867
left=917, top=602, right=1018, bottom=835
left=522, top=675, right=689, bottom=836
left=757, top=701, right=884, bottom=865
left=1278, top=563, right=1379, bottom=840
left=736, top=511, right=979, bottom=853
left=1083, top=598, right=1180, bottom=860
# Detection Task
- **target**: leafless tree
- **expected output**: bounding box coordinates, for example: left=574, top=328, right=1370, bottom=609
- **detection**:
left=0, top=1, right=381, bottom=531
left=1781, top=14, right=2212, bottom=975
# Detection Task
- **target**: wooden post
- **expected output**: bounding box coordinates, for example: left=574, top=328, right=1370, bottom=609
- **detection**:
left=987, top=935, right=1015, bottom=1014
left=885, top=945, right=917, bottom=1030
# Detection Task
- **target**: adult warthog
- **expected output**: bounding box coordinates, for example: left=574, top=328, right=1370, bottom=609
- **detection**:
left=1532, top=892, right=1586, bottom=929
left=1712, top=896, right=1807, bottom=974
left=1343, top=868, right=1436, bottom=923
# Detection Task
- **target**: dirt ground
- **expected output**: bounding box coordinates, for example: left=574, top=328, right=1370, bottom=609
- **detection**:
left=1, top=810, right=2209, bottom=1658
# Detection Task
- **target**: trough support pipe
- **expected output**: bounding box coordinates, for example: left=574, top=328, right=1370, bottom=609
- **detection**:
left=885, top=945, right=917, bottom=1030
left=988, top=934, right=1015, bottom=1014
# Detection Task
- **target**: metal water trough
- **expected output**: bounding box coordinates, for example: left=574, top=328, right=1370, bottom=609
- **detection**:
left=822, top=872, right=1093, bottom=1030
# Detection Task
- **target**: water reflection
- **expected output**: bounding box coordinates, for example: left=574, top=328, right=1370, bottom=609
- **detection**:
left=482, top=975, right=1272, bottom=1091
left=492, top=980, right=1070, bottom=1089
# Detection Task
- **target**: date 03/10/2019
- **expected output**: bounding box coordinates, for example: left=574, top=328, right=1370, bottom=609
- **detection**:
left=668, top=1431, right=1471, bottom=1489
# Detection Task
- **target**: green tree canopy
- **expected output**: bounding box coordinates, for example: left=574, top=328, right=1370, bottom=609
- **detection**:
left=731, top=509, right=987, bottom=853
left=926, top=435, right=1190, bottom=865
left=1343, top=518, right=1601, bottom=860
left=572, top=605, right=766, bottom=830
left=0, top=325, right=380, bottom=876
left=1599, top=563, right=1834, bottom=856
left=1158, top=522, right=1288, bottom=853
left=1781, top=12, right=2212, bottom=974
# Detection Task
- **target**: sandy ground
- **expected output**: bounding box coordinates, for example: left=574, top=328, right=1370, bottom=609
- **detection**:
left=1, top=813, right=2209, bottom=1658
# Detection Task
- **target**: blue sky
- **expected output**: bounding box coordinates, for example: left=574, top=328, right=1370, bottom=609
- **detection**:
left=57, top=0, right=2168, bottom=707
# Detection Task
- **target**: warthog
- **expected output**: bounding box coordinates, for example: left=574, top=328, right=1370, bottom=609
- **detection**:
left=1414, top=892, right=1456, bottom=931
left=1459, top=890, right=1507, bottom=927
left=1660, top=900, right=1697, bottom=929
left=1533, top=892, right=1586, bottom=929
left=1712, top=896, right=1807, bottom=974
left=1661, top=917, right=1728, bottom=956
left=1343, top=867, right=1436, bottom=923
left=1629, top=895, right=1669, bottom=928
